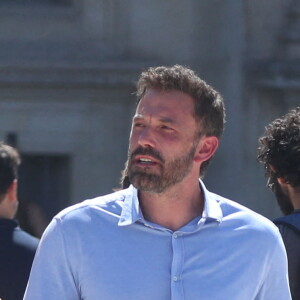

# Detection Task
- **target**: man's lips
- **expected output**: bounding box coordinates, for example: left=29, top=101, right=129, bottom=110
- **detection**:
left=130, top=146, right=164, bottom=163
left=134, top=155, right=159, bottom=165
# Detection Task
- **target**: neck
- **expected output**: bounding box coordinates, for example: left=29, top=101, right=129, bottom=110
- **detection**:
left=0, top=194, right=17, bottom=219
left=290, top=188, right=300, bottom=210
left=138, top=179, right=204, bottom=231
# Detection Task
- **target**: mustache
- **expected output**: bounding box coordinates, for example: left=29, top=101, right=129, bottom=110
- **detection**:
left=130, top=146, right=164, bottom=163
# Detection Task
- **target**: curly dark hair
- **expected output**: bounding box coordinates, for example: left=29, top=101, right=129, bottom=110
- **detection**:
left=258, top=107, right=300, bottom=215
left=135, top=65, right=225, bottom=177
left=257, top=107, right=300, bottom=188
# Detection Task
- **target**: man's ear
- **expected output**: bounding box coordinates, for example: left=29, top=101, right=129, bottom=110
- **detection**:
left=269, top=164, right=277, bottom=173
left=269, top=165, right=286, bottom=185
left=194, top=136, right=219, bottom=163
left=277, top=177, right=286, bottom=185
left=7, top=179, right=18, bottom=202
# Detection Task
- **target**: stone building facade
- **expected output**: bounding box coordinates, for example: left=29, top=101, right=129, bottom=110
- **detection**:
left=0, top=0, right=297, bottom=235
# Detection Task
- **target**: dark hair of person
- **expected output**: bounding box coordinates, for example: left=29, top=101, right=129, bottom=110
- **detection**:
left=120, top=171, right=130, bottom=190
left=0, top=142, right=21, bottom=202
left=135, top=64, right=226, bottom=176
left=269, top=175, right=294, bottom=215
left=257, top=107, right=300, bottom=213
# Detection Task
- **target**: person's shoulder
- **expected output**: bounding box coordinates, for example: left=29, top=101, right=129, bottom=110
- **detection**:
left=211, top=191, right=280, bottom=236
left=274, top=213, right=300, bottom=236
left=54, top=187, right=132, bottom=222
left=201, top=181, right=277, bottom=235
left=13, top=227, right=39, bottom=251
left=274, top=213, right=300, bottom=226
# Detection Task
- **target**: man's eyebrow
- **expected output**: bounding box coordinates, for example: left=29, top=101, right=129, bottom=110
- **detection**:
left=158, top=117, right=176, bottom=124
left=132, top=115, right=177, bottom=124
left=133, top=114, right=144, bottom=121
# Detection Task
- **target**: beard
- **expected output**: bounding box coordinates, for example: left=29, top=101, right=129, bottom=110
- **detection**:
left=272, top=180, right=294, bottom=215
left=127, top=143, right=197, bottom=193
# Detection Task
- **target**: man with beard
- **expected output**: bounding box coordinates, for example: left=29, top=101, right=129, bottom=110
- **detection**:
left=258, top=107, right=300, bottom=299
left=24, top=65, right=291, bottom=299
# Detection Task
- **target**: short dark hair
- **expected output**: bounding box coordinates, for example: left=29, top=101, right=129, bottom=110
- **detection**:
left=0, top=142, right=21, bottom=202
left=137, top=65, right=225, bottom=138
left=257, top=107, right=300, bottom=188
left=136, top=65, right=226, bottom=175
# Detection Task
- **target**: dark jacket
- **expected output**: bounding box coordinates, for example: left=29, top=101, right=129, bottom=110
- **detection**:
left=274, top=210, right=300, bottom=300
left=0, top=218, right=39, bottom=300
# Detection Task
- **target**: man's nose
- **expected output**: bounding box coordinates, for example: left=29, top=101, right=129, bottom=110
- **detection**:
left=137, top=127, right=156, bottom=148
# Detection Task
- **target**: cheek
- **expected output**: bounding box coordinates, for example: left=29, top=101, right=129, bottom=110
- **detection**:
left=129, top=128, right=142, bottom=145
left=128, top=135, right=138, bottom=154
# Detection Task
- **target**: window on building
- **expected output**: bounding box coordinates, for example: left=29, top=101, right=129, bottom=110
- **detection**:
left=17, top=154, right=71, bottom=238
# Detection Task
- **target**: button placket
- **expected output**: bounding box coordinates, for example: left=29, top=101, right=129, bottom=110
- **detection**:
left=171, top=232, right=184, bottom=299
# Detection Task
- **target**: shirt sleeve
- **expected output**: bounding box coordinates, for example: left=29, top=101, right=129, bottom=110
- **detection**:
left=23, top=218, right=80, bottom=300
left=255, top=229, right=291, bottom=300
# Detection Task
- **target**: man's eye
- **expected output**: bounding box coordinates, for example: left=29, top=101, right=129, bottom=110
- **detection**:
left=160, top=125, right=173, bottom=131
left=134, top=123, right=145, bottom=128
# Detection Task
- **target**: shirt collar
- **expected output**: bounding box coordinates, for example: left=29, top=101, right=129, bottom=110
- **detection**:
left=199, top=180, right=223, bottom=225
left=118, top=185, right=143, bottom=226
left=118, top=180, right=223, bottom=227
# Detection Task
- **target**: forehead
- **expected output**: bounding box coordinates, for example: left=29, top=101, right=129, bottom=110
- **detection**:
left=135, top=89, right=195, bottom=121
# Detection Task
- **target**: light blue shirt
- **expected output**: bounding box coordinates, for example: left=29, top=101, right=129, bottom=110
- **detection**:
left=24, top=181, right=291, bottom=300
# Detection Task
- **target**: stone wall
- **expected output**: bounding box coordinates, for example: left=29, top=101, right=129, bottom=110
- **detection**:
left=0, top=0, right=298, bottom=234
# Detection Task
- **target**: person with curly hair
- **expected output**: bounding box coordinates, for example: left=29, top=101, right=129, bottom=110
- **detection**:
left=258, top=107, right=300, bottom=299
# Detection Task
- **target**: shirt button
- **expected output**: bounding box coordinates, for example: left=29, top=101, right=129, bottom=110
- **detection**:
left=173, top=233, right=178, bottom=238
left=173, top=276, right=178, bottom=282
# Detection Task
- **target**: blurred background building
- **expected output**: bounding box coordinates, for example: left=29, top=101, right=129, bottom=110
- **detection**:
left=0, top=0, right=298, bottom=237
